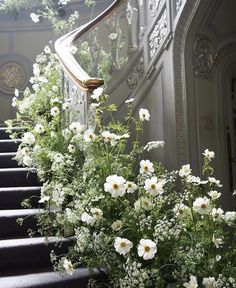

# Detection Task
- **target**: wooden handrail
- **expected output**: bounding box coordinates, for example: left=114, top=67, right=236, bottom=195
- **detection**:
left=55, top=0, right=123, bottom=90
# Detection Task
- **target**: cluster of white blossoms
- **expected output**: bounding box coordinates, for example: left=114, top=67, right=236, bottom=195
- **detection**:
left=114, top=237, right=157, bottom=260
left=80, top=207, right=103, bottom=226
left=63, top=258, right=74, bottom=275
left=21, top=132, right=36, bottom=146
left=203, top=149, right=215, bottom=160
left=183, top=275, right=236, bottom=288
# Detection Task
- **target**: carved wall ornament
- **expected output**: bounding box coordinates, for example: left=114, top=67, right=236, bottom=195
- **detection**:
left=149, top=9, right=168, bottom=59
left=148, top=0, right=165, bottom=17
left=193, top=35, right=216, bottom=78
left=127, top=55, right=144, bottom=88
left=0, top=61, right=29, bottom=94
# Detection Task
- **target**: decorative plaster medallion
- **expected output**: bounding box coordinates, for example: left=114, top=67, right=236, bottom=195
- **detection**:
left=148, top=0, right=165, bottom=17
left=149, top=9, right=168, bottom=59
left=193, top=35, right=215, bottom=78
left=127, top=55, right=144, bottom=88
left=0, top=61, right=28, bottom=94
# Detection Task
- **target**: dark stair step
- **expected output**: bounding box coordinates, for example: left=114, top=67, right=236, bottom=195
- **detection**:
left=0, top=268, right=105, bottom=288
left=0, top=152, right=18, bottom=168
left=0, top=186, right=41, bottom=209
left=0, top=209, right=43, bottom=238
left=0, top=127, right=23, bottom=140
left=0, top=237, right=74, bottom=273
left=0, top=139, right=20, bottom=152
left=0, top=168, right=40, bottom=187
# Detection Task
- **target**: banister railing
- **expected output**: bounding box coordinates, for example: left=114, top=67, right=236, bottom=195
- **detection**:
left=55, top=0, right=123, bottom=91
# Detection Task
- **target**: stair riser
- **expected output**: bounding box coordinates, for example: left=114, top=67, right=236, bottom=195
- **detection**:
left=0, top=155, right=18, bottom=168
left=0, top=215, right=38, bottom=239
left=0, top=171, right=40, bottom=187
left=0, top=189, right=41, bottom=209
left=0, top=141, right=19, bottom=153
left=0, top=240, right=74, bottom=273
left=0, top=130, right=10, bottom=140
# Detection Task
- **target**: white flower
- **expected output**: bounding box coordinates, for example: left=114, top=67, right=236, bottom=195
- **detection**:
left=225, top=211, right=236, bottom=225
left=62, top=128, right=72, bottom=140
left=125, top=98, right=134, bottom=103
left=144, top=141, right=165, bottom=152
left=14, top=89, right=19, bottom=97
left=22, top=132, right=36, bottom=145
left=68, top=144, right=76, bottom=153
left=144, top=177, right=165, bottom=196
left=22, top=155, right=33, bottom=166
left=12, top=97, right=17, bottom=107
left=208, top=177, right=222, bottom=187
left=139, top=108, right=150, bottom=121
left=81, top=212, right=95, bottom=226
left=91, top=87, right=103, bottom=101
left=33, top=63, right=40, bottom=76
left=139, top=159, right=154, bottom=174
left=84, top=129, right=96, bottom=142
left=116, top=133, right=130, bottom=140
left=134, top=197, right=153, bottom=211
left=208, top=190, right=221, bottom=200
left=63, top=259, right=74, bottom=275
left=114, top=237, right=133, bottom=255
left=203, top=149, right=215, bottom=160
left=111, top=220, right=123, bottom=231
left=104, top=174, right=126, bottom=198
left=38, top=196, right=50, bottom=203
left=30, top=13, right=40, bottom=23
left=62, top=102, right=70, bottom=110
left=125, top=181, right=138, bottom=193
left=44, top=45, right=51, bottom=54
left=202, top=277, right=217, bottom=288
left=212, top=234, right=223, bottom=248
left=211, top=208, right=224, bottom=221
left=50, top=98, right=61, bottom=104
left=90, top=208, right=103, bottom=220
left=101, top=131, right=118, bottom=146
left=186, top=175, right=207, bottom=185
left=34, top=123, right=44, bottom=134
left=69, top=45, right=77, bottom=54
left=32, top=83, right=40, bottom=91
left=52, top=85, right=58, bottom=92
left=138, top=239, right=157, bottom=260
left=173, top=203, right=189, bottom=218
left=50, top=106, right=60, bottom=117
left=69, top=122, right=83, bottom=135
left=179, top=164, right=191, bottom=177
left=193, top=197, right=211, bottom=215
left=183, top=276, right=198, bottom=288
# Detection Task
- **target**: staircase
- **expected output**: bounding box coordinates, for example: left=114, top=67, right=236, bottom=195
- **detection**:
left=0, top=127, right=103, bottom=288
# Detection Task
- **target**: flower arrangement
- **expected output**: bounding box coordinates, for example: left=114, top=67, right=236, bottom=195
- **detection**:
left=6, top=46, right=236, bottom=288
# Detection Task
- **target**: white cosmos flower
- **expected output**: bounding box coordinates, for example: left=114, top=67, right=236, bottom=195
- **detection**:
left=90, top=208, right=103, bottom=220
left=62, top=102, right=70, bottom=110
left=139, top=108, right=150, bottom=121
left=63, top=259, right=74, bottom=275
left=69, top=122, right=83, bottom=135
left=173, top=203, right=189, bottom=218
left=139, top=159, right=154, bottom=174
left=193, top=197, right=211, bottom=215
left=22, top=132, right=36, bottom=145
left=211, top=208, right=224, bottom=221
left=125, top=181, right=138, bottom=193
left=179, top=164, right=191, bottom=177
left=111, top=220, right=123, bottom=231
left=34, top=123, right=44, bottom=134
left=30, top=13, right=40, bottom=23
left=91, top=87, right=103, bottom=101
left=38, top=196, right=50, bottom=203
left=101, top=131, right=118, bottom=146
left=22, top=155, right=33, bottom=167
left=138, top=239, right=157, bottom=260
left=183, top=276, right=198, bottom=288
left=208, top=177, right=222, bottom=187
left=224, top=211, right=236, bottom=225
left=212, top=234, right=223, bottom=248
left=202, top=277, right=217, bottom=288
left=50, top=106, right=60, bottom=117
left=84, top=129, right=96, bottom=142
left=144, top=177, right=165, bottom=196
left=104, top=174, right=126, bottom=198
left=208, top=190, right=221, bottom=200
left=68, top=144, right=76, bottom=153
left=203, top=149, right=215, bottom=160
left=81, top=212, right=96, bottom=226
left=44, top=45, right=51, bottom=54
left=114, top=237, right=133, bottom=255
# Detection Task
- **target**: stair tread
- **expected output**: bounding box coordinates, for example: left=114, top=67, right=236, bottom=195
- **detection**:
left=0, top=186, right=41, bottom=192
left=0, top=268, right=103, bottom=288
left=0, top=167, right=35, bottom=172
left=0, top=208, right=44, bottom=217
left=0, top=236, right=74, bottom=248
left=0, top=139, right=21, bottom=142
left=0, top=152, right=17, bottom=156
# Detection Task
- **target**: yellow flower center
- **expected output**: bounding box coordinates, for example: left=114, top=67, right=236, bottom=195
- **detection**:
left=201, top=204, right=206, bottom=209
left=113, top=184, right=119, bottom=189
left=144, top=246, right=150, bottom=252
left=120, top=242, right=126, bottom=248
left=151, top=184, right=156, bottom=189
